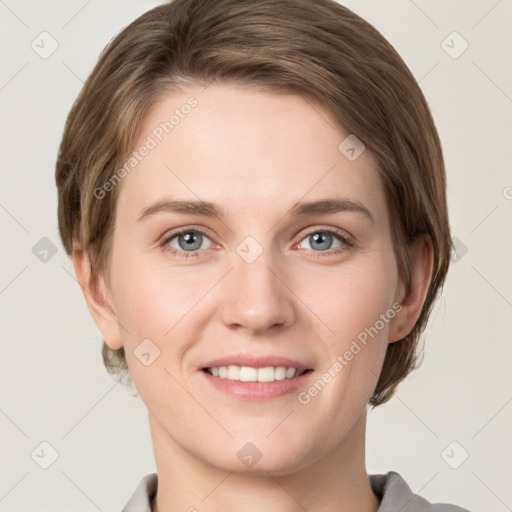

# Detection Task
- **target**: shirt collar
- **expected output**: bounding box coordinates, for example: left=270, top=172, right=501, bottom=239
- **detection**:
left=121, top=470, right=464, bottom=512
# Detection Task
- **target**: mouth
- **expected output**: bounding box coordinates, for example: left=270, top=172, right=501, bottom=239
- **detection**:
left=199, top=364, right=315, bottom=401
left=202, top=365, right=314, bottom=382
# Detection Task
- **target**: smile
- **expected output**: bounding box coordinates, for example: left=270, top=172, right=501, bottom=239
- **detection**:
left=200, top=366, right=315, bottom=401
left=203, top=365, right=311, bottom=382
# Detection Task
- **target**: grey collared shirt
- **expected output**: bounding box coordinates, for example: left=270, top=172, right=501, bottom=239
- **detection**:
left=121, top=471, right=471, bottom=511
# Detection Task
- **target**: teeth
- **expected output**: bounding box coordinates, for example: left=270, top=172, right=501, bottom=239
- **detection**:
left=206, top=365, right=306, bottom=382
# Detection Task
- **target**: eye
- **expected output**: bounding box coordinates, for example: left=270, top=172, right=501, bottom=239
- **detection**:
left=162, top=228, right=214, bottom=259
left=161, top=226, right=355, bottom=260
left=296, top=228, right=354, bottom=256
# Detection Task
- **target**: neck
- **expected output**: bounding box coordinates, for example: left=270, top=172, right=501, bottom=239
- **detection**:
left=149, top=410, right=380, bottom=512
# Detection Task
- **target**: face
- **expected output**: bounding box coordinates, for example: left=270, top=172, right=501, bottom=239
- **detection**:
left=92, top=83, right=409, bottom=475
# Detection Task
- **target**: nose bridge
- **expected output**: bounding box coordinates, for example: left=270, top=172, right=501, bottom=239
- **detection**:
left=219, top=236, right=295, bottom=333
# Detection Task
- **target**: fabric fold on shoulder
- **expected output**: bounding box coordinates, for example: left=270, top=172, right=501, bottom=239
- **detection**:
left=121, top=473, right=157, bottom=512
left=370, top=471, right=471, bottom=512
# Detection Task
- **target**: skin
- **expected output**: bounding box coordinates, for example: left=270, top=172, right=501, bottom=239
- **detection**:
left=73, top=83, right=433, bottom=512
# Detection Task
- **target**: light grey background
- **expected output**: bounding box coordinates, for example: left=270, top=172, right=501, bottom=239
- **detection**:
left=1, top=1, right=511, bottom=511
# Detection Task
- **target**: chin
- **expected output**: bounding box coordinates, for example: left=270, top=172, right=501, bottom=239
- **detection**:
left=202, top=438, right=316, bottom=477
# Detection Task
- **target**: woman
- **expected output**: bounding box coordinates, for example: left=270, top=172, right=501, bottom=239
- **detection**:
left=55, top=0, right=471, bottom=510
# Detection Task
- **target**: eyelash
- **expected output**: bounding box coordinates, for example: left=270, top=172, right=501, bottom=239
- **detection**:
left=160, top=226, right=355, bottom=260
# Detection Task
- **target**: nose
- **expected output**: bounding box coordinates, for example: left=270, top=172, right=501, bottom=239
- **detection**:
left=219, top=248, right=296, bottom=335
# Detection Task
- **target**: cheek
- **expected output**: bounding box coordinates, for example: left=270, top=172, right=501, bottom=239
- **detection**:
left=304, top=256, right=397, bottom=346
left=111, top=261, right=215, bottom=381
left=113, top=254, right=209, bottom=338
left=301, top=255, right=397, bottom=401
left=112, top=267, right=196, bottom=400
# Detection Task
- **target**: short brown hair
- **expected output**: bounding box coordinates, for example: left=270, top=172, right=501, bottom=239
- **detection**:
left=55, top=0, right=452, bottom=406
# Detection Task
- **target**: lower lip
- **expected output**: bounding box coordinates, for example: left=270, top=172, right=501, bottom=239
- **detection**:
left=199, top=369, right=314, bottom=401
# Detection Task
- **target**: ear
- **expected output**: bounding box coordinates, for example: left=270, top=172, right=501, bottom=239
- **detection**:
left=71, top=240, right=123, bottom=350
left=388, top=233, right=434, bottom=343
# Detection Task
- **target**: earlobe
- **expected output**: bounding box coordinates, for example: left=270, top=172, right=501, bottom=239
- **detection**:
left=388, top=234, right=434, bottom=344
left=71, top=240, right=124, bottom=350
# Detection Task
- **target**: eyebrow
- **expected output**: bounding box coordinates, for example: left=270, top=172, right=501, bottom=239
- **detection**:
left=137, top=197, right=376, bottom=226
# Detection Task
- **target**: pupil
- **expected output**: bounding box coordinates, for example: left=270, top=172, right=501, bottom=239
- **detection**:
left=311, top=232, right=331, bottom=251
left=180, top=232, right=201, bottom=251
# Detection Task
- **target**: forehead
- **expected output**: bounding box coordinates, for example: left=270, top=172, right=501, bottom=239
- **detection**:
left=115, top=83, right=387, bottom=225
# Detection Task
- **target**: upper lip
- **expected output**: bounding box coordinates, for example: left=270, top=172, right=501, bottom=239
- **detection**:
left=200, top=354, right=313, bottom=372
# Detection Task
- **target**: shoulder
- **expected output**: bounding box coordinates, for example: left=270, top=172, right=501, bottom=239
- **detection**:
left=369, top=471, right=472, bottom=512
left=121, top=473, right=158, bottom=512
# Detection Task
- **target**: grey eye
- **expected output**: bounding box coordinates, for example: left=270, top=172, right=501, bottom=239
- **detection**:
left=167, top=231, right=212, bottom=252
left=300, top=231, right=341, bottom=251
